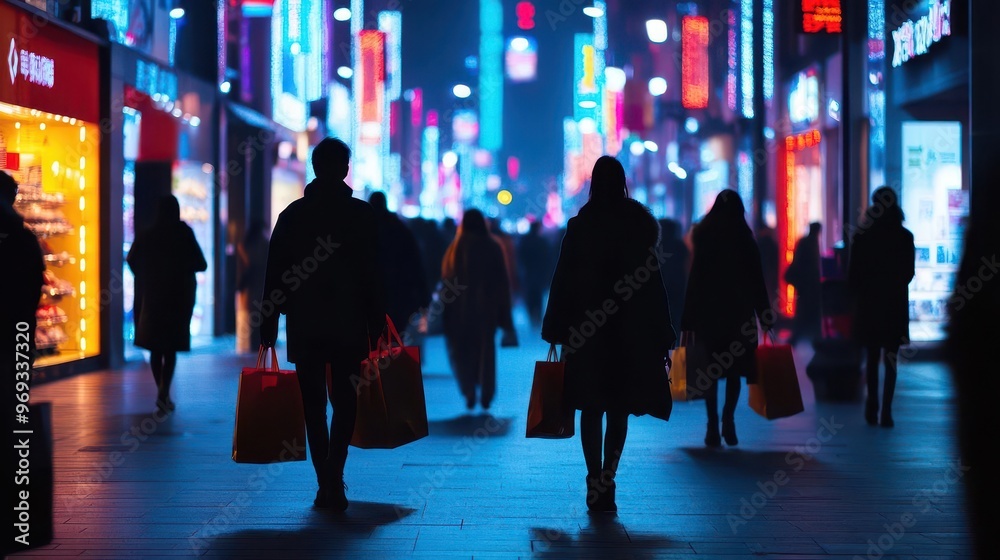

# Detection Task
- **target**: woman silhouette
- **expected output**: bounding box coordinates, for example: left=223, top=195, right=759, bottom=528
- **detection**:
left=543, top=156, right=675, bottom=512
left=682, top=190, right=773, bottom=447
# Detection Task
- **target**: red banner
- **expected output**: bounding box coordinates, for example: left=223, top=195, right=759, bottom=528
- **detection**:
left=0, top=3, right=101, bottom=123
left=681, top=16, right=709, bottom=110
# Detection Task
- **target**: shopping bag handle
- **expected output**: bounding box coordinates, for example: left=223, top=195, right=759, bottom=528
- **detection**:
left=255, top=345, right=280, bottom=372
left=546, top=343, right=560, bottom=362
left=761, top=329, right=776, bottom=346
left=369, top=314, right=406, bottom=357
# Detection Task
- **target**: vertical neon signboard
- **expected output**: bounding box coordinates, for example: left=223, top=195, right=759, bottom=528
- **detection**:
left=682, top=16, right=709, bottom=110
left=378, top=11, right=402, bottom=101
left=574, top=33, right=602, bottom=121
left=480, top=0, right=503, bottom=152
left=358, top=30, right=385, bottom=144
left=740, top=0, right=754, bottom=117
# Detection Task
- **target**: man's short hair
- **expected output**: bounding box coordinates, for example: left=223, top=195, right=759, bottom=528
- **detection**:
left=0, top=172, right=17, bottom=205
left=312, top=138, right=352, bottom=180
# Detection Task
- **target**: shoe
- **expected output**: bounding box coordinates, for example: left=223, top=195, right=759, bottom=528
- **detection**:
left=155, top=397, right=173, bottom=413
left=705, top=422, right=722, bottom=448
left=865, top=400, right=878, bottom=426
left=586, top=475, right=616, bottom=512
left=313, top=487, right=331, bottom=508
left=880, top=412, right=894, bottom=428
left=328, top=480, right=349, bottom=511
left=721, top=418, right=738, bottom=446
left=465, top=395, right=476, bottom=411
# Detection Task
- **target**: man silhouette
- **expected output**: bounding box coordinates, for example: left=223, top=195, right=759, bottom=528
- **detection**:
left=259, top=138, right=385, bottom=510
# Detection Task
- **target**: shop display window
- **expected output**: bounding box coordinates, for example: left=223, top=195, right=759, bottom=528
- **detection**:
left=1, top=102, right=101, bottom=366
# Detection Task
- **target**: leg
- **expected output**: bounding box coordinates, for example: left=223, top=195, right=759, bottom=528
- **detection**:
left=704, top=377, right=721, bottom=446
left=149, top=350, right=163, bottom=389
left=881, top=346, right=899, bottom=427
left=480, top=334, right=497, bottom=409
left=579, top=409, right=603, bottom=478
left=295, top=360, right=330, bottom=487
left=865, top=345, right=881, bottom=424
left=602, top=411, right=629, bottom=476
left=326, top=354, right=359, bottom=483
left=721, top=374, right=741, bottom=445
left=159, top=351, right=177, bottom=399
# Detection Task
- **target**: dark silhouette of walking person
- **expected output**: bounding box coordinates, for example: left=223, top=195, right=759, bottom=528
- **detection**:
left=658, top=219, right=690, bottom=337
left=441, top=209, right=515, bottom=411
left=848, top=187, right=915, bottom=428
left=518, top=221, right=553, bottom=326
left=368, top=191, right=430, bottom=340
left=259, top=138, right=384, bottom=510
left=126, top=195, right=207, bottom=412
left=682, top=190, right=773, bottom=447
left=125, top=195, right=208, bottom=410
left=786, top=222, right=823, bottom=345
left=236, top=220, right=269, bottom=353
left=543, top=156, right=675, bottom=512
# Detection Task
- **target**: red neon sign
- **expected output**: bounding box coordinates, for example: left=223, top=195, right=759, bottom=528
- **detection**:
left=359, top=30, right=385, bottom=144
left=516, top=2, right=535, bottom=30
left=778, top=129, right=822, bottom=317
left=801, top=0, right=843, bottom=34
left=681, top=16, right=709, bottom=109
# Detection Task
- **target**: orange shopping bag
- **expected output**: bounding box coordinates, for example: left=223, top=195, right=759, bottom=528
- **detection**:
left=749, top=336, right=805, bottom=420
left=232, top=346, right=307, bottom=463
left=526, top=344, right=575, bottom=439
left=351, top=316, right=429, bottom=449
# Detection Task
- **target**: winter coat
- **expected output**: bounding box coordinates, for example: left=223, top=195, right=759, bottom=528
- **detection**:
left=373, top=209, right=429, bottom=331
left=848, top=224, right=915, bottom=347
left=0, top=202, right=44, bottom=357
left=681, top=221, right=772, bottom=382
left=260, top=180, right=385, bottom=363
left=542, top=198, right=675, bottom=417
left=127, top=220, right=207, bottom=352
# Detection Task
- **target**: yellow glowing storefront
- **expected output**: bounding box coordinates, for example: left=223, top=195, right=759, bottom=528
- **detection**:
left=1, top=3, right=103, bottom=368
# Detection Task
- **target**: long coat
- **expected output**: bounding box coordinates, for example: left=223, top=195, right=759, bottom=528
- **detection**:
left=127, top=221, right=207, bottom=352
left=0, top=203, right=44, bottom=357
left=681, top=222, right=772, bottom=383
left=848, top=224, right=915, bottom=348
left=542, top=199, right=675, bottom=418
left=373, top=209, right=429, bottom=331
left=260, top=180, right=385, bottom=363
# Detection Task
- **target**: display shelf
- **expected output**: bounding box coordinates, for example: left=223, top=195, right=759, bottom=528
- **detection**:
left=42, top=286, right=75, bottom=298
left=43, top=252, right=76, bottom=267
left=14, top=192, right=65, bottom=208
left=26, top=221, right=73, bottom=237
left=36, top=315, right=69, bottom=327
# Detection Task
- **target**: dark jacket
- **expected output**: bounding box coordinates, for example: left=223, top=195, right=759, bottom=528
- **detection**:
left=127, top=218, right=207, bottom=352
left=681, top=220, right=772, bottom=382
left=786, top=231, right=823, bottom=337
left=260, top=180, right=385, bottom=362
left=373, top=209, right=429, bottom=331
left=1, top=203, right=44, bottom=358
left=848, top=224, right=915, bottom=347
left=441, top=228, right=514, bottom=341
left=542, top=198, right=675, bottom=417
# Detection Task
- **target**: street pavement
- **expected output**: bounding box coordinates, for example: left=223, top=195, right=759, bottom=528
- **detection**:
left=14, top=311, right=972, bottom=559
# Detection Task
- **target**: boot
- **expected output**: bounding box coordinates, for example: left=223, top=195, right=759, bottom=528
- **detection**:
left=721, top=416, right=738, bottom=446
left=705, top=420, right=721, bottom=448
left=865, top=399, right=878, bottom=426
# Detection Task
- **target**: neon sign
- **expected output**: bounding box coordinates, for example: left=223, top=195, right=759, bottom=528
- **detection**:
left=682, top=16, right=709, bottom=110
left=891, top=0, right=951, bottom=67
left=8, top=39, right=55, bottom=89
left=801, top=0, right=842, bottom=34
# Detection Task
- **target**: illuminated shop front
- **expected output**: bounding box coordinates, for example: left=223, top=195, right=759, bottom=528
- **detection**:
left=878, top=0, right=967, bottom=343
left=0, top=2, right=103, bottom=370
left=109, top=45, right=218, bottom=361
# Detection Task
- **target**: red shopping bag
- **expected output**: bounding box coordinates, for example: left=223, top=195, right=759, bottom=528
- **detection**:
left=351, top=316, right=429, bottom=449
left=526, top=344, right=575, bottom=439
left=749, top=337, right=805, bottom=420
left=232, top=347, right=307, bottom=463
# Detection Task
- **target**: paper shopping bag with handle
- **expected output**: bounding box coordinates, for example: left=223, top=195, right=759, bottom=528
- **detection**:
left=749, top=337, right=805, bottom=420
left=232, top=346, right=307, bottom=463
left=352, top=315, right=429, bottom=449
left=526, top=344, right=575, bottom=439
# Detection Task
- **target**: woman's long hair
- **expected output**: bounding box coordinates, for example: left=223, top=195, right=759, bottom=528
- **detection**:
left=588, top=156, right=629, bottom=204
left=698, top=189, right=752, bottom=240
left=442, top=209, right=490, bottom=278
left=153, top=195, right=181, bottom=227
left=862, top=186, right=905, bottom=231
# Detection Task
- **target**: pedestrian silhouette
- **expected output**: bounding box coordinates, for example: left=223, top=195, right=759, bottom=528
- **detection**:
left=681, top=189, right=774, bottom=447
left=258, top=137, right=385, bottom=510
left=368, top=192, right=430, bottom=339
left=786, top=222, right=823, bottom=345
left=542, top=156, right=675, bottom=512
left=757, top=226, right=780, bottom=306
left=657, top=219, right=690, bottom=337
left=236, top=220, right=269, bottom=353
left=946, top=214, right=999, bottom=560
left=848, top=187, right=915, bottom=428
left=491, top=218, right=520, bottom=301
left=126, top=194, right=208, bottom=412
left=518, top=221, right=553, bottom=326
left=441, top=209, right=515, bottom=411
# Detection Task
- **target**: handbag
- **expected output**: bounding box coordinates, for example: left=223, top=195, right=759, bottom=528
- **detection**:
left=232, top=346, right=307, bottom=463
left=749, top=335, right=805, bottom=419
left=526, top=344, right=575, bottom=439
left=670, top=332, right=707, bottom=401
left=351, top=316, right=429, bottom=449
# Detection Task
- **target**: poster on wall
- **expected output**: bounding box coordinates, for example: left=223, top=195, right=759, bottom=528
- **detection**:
left=901, top=121, right=964, bottom=342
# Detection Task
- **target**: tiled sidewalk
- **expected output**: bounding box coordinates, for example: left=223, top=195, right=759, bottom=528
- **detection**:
left=14, top=332, right=971, bottom=558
